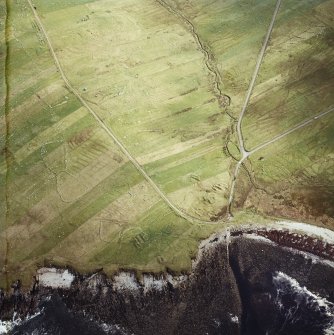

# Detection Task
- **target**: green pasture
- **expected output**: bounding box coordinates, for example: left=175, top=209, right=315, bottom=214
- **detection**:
left=0, top=0, right=333, bottom=288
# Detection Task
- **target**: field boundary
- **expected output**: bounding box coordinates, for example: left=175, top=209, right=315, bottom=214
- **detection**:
left=227, top=0, right=334, bottom=215
left=3, top=0, right=12, bottom=291
left=25, top=0, right=334, bottom=224
left=228, top=0, right=282, bottom=214
left=156, top=0, right=232, bottom=111
left=26, top=0, right=217, bottom=225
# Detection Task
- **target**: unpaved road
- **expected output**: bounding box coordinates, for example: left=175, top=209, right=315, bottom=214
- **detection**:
left=227, top=0, right=334, bottom=214
left=27, top=0, right=333, bottom=224
left=228, top=0, right=282, bottom=213
left=236, top=0, right=282, bottom=157
left=228, top=106, right=334, bottom=211
left=250, top=106, right=334, bottom=155
left=27, top=0, right=214, bottom=225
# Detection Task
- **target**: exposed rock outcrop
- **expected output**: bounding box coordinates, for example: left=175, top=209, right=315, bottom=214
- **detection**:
left=1, top=224, right=334, bottom=335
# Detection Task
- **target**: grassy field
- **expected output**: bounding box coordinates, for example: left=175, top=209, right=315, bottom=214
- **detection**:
left=0, top=0, right=333, bottom=288
left=0, top=0, right=232, bottom=288
left=170, top=0, right=280, bottom=119
left=232, top=0, right=334, bottom=224
left=234, top=111, right=334, bottom=226
left=0, top=0, right=7, bottom=282
left=242, top=0, right=334, bottom=149
left=30, top=0, right=239, bottom=220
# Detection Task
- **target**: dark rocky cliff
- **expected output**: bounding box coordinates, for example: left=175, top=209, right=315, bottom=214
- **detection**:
left=2, top=232, right=334, bottom=335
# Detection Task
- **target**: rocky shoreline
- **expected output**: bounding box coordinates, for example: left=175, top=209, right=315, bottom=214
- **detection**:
left=1, top=221, right=334, bottom=334
left=231, top=229, right=334, bottom=261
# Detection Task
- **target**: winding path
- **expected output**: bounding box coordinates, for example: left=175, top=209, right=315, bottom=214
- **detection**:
left=227, top=0, right=334, bottom=214
left=236, top=0, right=282, bottom=156
left=228, top=106, right=334, bottom=212
left=27, top=0, right=213, bottom=225
left=228, top=0, right=282, bottom=213
left=27, top=0, right=334, bottom=225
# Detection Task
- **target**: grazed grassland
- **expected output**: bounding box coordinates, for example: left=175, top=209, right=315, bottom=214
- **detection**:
left=0, top=0, right=230, bottom=288
left=0, top=0, right=333, bottom=288
left=242, top=0, right=334, bottom=148
left=30, top=0, right=238, bottom=221
left=234, top=112, right=334, bottom=226
left=170, top=0, right=280, bottom=120
left=232, top=0, right=334, bottom=223
left=166, top=0, right=334, bottom=221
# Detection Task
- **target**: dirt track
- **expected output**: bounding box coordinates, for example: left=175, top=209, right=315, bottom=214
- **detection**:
left=27, top=0, right=334, bottom=224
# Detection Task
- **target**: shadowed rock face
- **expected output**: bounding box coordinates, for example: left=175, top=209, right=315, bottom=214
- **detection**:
left=229, top=237, right=334, bottom=335
left=3, top=234, right=334, bottom=335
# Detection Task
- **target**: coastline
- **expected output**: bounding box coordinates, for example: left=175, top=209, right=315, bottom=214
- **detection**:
left=1, top=220, right=334, bottom=334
